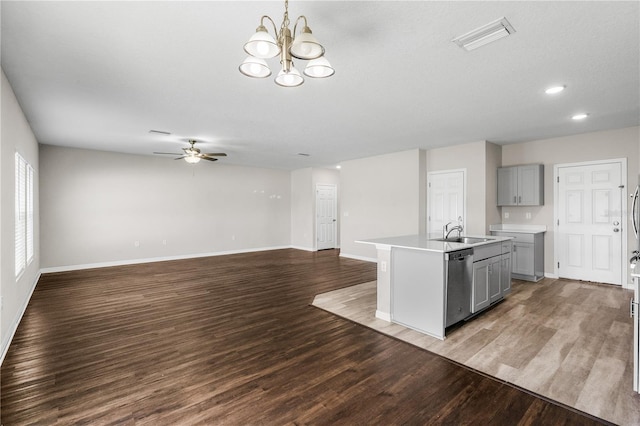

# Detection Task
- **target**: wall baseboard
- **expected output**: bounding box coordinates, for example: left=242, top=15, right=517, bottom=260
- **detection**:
left=40, top=246, right=293, bottom=274
left=375, top=310, right=391, bottom=322
left=290, top=245, right=315, bottom=252
left=339, top=252, right=377, bottom=263
left=1, top=271, right=41, bottom=366
left=544, top=272, right=559, bottom=279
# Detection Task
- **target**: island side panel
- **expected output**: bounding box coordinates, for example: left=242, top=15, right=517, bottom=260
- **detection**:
left=391, top=247, right=446, bottom=340
left=375, top=245, right=392, bottom=321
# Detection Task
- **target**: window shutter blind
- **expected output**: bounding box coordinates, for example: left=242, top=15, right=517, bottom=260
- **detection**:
left=15, top=153, right=26, bottom=276
left=26, top=164, right=34, bottom=263
left=15, top=153, right=34, bottom=278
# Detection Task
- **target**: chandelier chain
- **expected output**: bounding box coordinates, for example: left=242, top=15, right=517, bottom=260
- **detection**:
left=281, top=0, right=290, bottom=35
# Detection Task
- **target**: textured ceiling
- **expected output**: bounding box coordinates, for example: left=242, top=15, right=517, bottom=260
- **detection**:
left=2, top=1, right=639, bottom=169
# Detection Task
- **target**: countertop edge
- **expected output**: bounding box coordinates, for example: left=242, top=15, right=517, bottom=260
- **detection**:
left=356, top=234, right=513, bottom=253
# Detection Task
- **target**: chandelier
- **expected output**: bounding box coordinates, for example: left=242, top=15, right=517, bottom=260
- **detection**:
left=239, top=0, right=335, bottom=87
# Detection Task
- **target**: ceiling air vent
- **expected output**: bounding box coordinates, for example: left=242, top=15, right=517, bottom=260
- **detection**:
left=452, top=17, right=515, bottom=51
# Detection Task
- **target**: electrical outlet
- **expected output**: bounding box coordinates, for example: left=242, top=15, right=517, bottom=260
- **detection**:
left=232, top=235, right=236, bottom=241
left=162, top=240, right=167, bottom=245
left=504, top=212, right=509, bottom=219
left=380, top=261, right=387, bottom=272
left=134, top=240, right=140, bottom=247
left=526, top=212, right=532, bottom=219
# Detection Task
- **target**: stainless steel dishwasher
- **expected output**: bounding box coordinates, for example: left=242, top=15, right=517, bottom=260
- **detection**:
left=445, top=248, right=473, bottom=327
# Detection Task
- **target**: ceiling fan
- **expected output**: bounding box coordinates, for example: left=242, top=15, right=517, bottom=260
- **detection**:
left=154, top=139, right=227, bottom=164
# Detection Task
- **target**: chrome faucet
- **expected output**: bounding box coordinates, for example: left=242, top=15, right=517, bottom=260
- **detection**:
left=443, top=217, right=464, bottom=239
left=445, top=224, right=464, bottom=239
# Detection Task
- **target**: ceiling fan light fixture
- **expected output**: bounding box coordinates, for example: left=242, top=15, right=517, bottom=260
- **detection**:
left=303, top=57, right=335, bottom=78
left=184, top=155, right=201, bottom=164
left=239, top=56, right=272, bottom=78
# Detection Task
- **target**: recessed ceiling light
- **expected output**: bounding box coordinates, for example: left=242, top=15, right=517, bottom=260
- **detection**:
left=545, top=85, right=565, bottom=95
left=336, top=165, right=341, bottom=169
left=572, top=113, right=589, bottom=120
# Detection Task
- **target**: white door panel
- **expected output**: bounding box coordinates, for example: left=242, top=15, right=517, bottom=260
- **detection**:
left=428, top=170, right=465, bottom=235
left=557, top=162, right=623, bottom=285
left=316, top=184, right=337, bottom=250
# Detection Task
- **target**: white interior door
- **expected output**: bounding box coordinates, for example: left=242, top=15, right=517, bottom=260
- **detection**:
left=427, top=170, right=465, bottom=235
left=556, top=161, right=624, bottom=285
left=316, top=184, right=337, bottom=250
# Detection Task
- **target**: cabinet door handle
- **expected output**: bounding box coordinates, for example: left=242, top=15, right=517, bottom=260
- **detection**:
left=513, top=195, right=517, bottom=203
left=518, top=196, right=522, bottom=203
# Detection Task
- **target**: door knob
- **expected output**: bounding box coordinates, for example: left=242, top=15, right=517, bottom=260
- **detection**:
left=614, top=228, right=620, bottom=232
left=613, top=221, right=620, bottom=226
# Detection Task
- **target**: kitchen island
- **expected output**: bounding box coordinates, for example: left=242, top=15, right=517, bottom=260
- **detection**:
left=357, top=234, right=512, bottom=340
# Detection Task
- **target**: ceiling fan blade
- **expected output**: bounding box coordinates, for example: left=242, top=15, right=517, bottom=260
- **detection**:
left=174, top=156, right=186, bottom=160
left=153, top=152, right=181, bottom=155
left=202, top=153, right=227, bottom=157
left=200, top=156, right=218, bottom=162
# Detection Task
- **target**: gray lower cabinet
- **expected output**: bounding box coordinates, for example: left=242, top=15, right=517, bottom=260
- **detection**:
left=500, top=240, right=512, bottom=296
left=472, top=241, right=512, bottom=313
left=472, top=258, right=491, bottom=313
left=513, top=241, right=534, bottom=276
left=491, top=231, right=544, bottom=282
left=488, top=256, right=502, bottom=304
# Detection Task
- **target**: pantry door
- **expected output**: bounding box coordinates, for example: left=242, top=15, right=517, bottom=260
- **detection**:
left=427, top=170, right=465, bottom=235
left=316, top=184, right=337, bottom=250
left=556, top=160, right=625, bottom=285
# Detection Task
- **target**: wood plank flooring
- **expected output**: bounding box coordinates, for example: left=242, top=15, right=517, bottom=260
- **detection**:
left=2, top=249, right=608, bottom=424
left=313, top=278, right=640, bottom=425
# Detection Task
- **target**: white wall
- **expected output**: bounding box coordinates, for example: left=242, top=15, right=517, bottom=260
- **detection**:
left=502, top=126, right=640, bottom=280
left=39, top=145, right=291, bottom=269
left=340, top=149, right=424, bottom=260
left=426, top=141, right=495, bottom=235
left=290, top=167, right=341, bottom=251
left=290, top=168, right=314, bottom=250
left=485, top=142, right=502, bottom=231
left=1, top=70, right=41, bottom=362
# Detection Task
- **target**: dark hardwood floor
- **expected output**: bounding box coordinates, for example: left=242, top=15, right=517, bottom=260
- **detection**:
left=1, top=249, right=608, bottom=425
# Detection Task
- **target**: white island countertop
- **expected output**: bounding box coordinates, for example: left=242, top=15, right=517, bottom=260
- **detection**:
left=357, top=233, right=512, bottom=253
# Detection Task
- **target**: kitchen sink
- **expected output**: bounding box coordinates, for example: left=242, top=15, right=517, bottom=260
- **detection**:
left=433, top=236, right=493, bottom=244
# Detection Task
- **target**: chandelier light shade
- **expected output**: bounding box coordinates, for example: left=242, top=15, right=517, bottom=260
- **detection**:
left=243, top=26, right=280, bottom=59
left=239, top=56, right=272, bottom=78
left=303, top=57, right=335, bottom=78
left=239, top=0, right=334, bottom=87
left=289, top=25, right=324, bottom=60
left=275, top=66, right=304, bottom=87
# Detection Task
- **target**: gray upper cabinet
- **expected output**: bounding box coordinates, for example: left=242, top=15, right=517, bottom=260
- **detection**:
left=497, top=164, right=544, bottom=206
